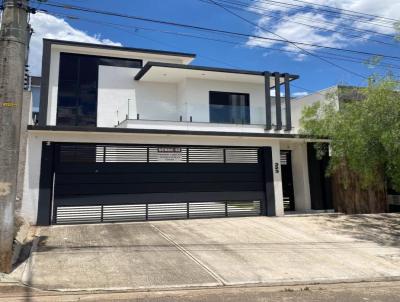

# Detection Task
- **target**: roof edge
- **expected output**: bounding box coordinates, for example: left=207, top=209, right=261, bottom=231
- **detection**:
left=134, top=61, right=300, bottom=81
left=44, top=39, right=197, bottom=59
left=27, top=125, right=311, bottom=139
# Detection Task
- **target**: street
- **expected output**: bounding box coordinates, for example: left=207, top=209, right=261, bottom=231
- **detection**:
left=1, top=281, right=400, bottom=301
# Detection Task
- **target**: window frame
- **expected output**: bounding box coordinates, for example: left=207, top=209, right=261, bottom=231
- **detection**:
left=209, top=91, right=250, bottom=124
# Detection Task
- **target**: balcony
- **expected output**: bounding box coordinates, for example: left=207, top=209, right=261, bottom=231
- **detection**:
left=115, top=100, right=293, bottom=134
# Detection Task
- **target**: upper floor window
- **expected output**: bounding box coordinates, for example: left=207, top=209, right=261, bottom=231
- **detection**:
left=209, top=91, right=250, bottom=124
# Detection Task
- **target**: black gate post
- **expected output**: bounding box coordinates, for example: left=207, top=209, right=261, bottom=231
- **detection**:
left=260, top=147, right=276, bottom=216
left=36, top=141, right=55, bottom=226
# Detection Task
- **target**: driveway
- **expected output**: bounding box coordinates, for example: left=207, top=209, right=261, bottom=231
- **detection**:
left=12, top=214, right=400, bottom=291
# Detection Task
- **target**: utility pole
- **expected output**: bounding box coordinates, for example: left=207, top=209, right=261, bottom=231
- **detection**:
left=0, top=0, right=30, bottom=273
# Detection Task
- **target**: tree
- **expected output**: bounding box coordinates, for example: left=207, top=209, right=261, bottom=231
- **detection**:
left=300, top=76, right=400, bottom=212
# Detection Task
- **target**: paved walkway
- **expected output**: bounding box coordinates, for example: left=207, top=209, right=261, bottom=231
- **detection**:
left=9, top=214, right=400, bottom=291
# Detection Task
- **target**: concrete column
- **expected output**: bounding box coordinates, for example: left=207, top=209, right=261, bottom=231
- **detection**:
left=264, top=72, right=272, bottom=130
left=291, top=143, right=311, bottom=212
left=274, top=73, right=282, bottom=130
left=284, top=74, right=292, bottom=131
left=270, top=141, right=284, bottom=216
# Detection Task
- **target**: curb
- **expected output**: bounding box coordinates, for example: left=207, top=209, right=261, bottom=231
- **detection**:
left=3, top=275, right=400, bottom=294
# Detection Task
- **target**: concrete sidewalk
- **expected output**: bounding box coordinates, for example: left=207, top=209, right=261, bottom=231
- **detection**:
left=9, top=214, right=400, bottom=291
left=2, top=281, right=400, bottom=302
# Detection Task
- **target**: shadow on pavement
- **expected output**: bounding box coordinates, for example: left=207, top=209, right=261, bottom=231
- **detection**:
left=318, top=214, right=400, bottom=248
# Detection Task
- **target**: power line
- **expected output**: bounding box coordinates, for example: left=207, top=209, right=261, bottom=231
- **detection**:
left=287, top=0, right=399, bottom=23
left=43, top=10, right=327, bottom=95
left=45, top=12, right=329, bottom=95
left=47, top=10, right=400, bottom=72
left=201, top=0, right=398, bottom=47
left=253, top=0, right=397, bottom=28
left=45, top=11, right=243, bottom=68
left=212, top=0, right=397, bottom=39
left=31, top=0, right=400, bottom=62
left=205, top=0, right=369, bottom=79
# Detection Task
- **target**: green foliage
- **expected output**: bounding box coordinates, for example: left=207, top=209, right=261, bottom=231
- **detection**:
left=300, top=76, right=400, bottom=191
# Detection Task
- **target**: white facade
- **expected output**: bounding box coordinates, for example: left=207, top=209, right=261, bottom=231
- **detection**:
left=45, top=43, right=194, bottom=126
left=21, top=39, right=331, bottom=225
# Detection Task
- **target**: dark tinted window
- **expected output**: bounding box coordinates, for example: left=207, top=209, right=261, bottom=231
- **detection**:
left=209, top=91, right=250, bottom=124
left=57, top=53, right=142, bottom=127
left=57, top=53, right=98, bottom=126
left=98, top=57, right=142, bottom=68
left=59, top=54, right=79, bottom=81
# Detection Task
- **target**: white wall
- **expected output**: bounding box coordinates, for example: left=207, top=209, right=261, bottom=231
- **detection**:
left=78, top=65, right=180, bottom=128
left=99, top=75, right=270, bottom=127
left=21, top=130, right=296, bottom=224
left=98, top=65, right=139, bottom=126
left=21, top=135, right=42, bottom=223
left=279, top=141, right=311, bottom=212
left=47, top=48, right=60, bottom=125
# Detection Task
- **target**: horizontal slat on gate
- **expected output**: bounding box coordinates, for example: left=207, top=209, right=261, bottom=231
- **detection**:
left=227, top=201, right=261, bottom=216
left=225, top=149, right=259, bottom=163
left=54, top=200, right=262, bottom=224
left=189, top=202, right=226, bottom=218
left=102, top=205, right=146, bottom=222
left=148, top=203, right=188, bottom=220
left=56, top=206, right=101, bottom=224
left=188, top=148, right=224, bottom=163
left=54, top=191, right=265, bottom=206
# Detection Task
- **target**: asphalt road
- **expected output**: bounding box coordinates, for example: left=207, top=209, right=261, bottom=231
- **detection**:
left=1, top=281, right=400, bottom=301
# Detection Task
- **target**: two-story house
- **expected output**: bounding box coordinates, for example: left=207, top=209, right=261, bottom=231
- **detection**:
left=21, top=39, right=332, bottom=225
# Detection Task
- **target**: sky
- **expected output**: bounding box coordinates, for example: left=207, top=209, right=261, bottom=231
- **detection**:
left=27, top=0, right=400, bottom=96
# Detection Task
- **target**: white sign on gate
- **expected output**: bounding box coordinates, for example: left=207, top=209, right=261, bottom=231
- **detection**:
left=156, top=147, right=183, bottom=162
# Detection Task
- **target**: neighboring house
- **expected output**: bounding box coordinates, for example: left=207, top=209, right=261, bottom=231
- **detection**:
left=30, top=76, right=41, bottom=124
left=291, top=85, right=365, bottom=131
left=21, top=39, right=333, bottom=226
left=293, top=85, right=400, bottom=212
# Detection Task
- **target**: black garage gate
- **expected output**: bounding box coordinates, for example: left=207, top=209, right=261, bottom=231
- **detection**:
left=37, top=142, right=275, bottom=225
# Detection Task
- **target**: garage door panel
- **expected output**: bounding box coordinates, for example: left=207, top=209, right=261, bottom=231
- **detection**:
left=55, top=171, right=262, bottom=184
left=54, top=181, right=264, bottom=196
left=49, top=143, right=269, bottom=224
left=54, top=163, right=262, bottom=174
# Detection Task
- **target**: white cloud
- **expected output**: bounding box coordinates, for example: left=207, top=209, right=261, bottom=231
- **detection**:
left=29, top=12, right=122, bottom=75
left=292, top=91, right=309, bottom=98
left=245, top=0, right=400, bottom=60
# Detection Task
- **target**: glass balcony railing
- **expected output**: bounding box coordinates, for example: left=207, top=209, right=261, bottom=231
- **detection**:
left=116, top=99, right=291, bottom=130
